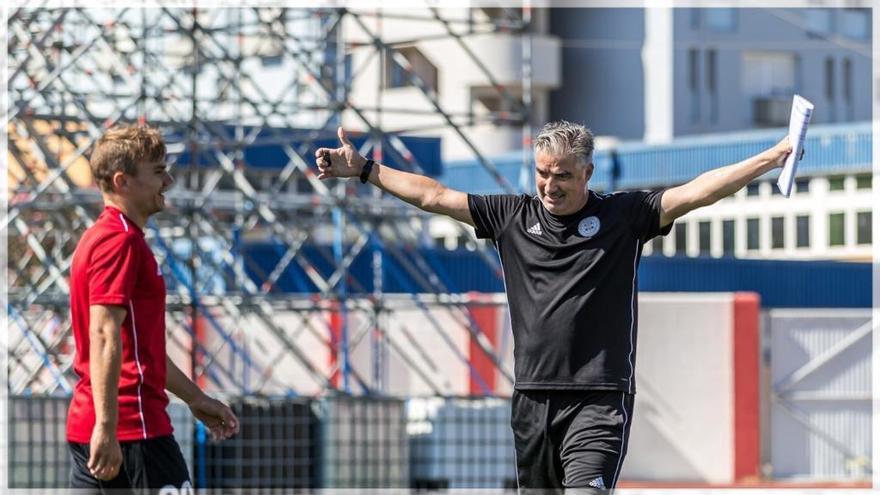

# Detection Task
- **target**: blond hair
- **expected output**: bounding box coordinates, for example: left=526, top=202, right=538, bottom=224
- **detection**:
left=90, top=125, right=166, bottom=192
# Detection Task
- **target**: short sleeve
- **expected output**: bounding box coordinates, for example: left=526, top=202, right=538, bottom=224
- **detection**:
left=467, top=194, right=526, bottom=240
left=88, top=233, right=141, bottom=306
left=615, top=189, right=673, bottom=242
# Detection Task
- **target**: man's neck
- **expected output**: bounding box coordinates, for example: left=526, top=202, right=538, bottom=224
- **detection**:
left=104, top=197, right=147, bottom=229
left=579, top=189, right=590, bottom=210
left=565, top=190, right=590, bottom=215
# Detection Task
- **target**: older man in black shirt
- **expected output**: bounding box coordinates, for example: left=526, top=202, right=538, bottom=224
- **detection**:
left=316, top=121, right=792, bottom=493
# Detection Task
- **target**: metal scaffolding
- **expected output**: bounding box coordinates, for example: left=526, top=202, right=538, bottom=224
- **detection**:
left=5, top=6, right=536, bottom=396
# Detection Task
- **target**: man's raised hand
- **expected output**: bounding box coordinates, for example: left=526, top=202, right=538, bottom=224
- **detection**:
left=315, top=127, right=367, bottom=180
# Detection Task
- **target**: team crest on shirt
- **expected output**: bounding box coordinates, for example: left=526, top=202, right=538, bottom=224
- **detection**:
left=589, top=477, right=606, bottom=489
left=578, top=216, right=601, bottom=239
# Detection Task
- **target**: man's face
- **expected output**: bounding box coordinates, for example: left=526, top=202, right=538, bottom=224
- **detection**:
left=124, top=159, right=173, bottom=217
left=535, top=152, right=592, bottom=215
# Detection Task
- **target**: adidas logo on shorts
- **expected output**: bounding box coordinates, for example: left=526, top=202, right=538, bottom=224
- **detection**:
left=588, top=477, right=606, bottom=489
left=527, top=222, right=543, bottom=236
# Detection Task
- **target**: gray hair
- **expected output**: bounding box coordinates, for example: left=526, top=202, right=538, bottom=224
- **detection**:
left=534, top=120, right=594, bottom=166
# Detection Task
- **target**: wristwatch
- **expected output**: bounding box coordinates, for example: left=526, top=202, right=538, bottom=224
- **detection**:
left=359, top=159, right=376, bottom=184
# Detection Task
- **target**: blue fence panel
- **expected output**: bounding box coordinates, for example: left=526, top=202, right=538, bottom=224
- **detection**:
left=167, top=126, right=443, bottom=176
left=232, top=242, right=869, bottom=308
left=638, top=256, right=871, bottom=308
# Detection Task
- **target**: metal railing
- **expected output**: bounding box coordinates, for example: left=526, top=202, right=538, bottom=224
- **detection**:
left=442, top=121, right=872, bottom=193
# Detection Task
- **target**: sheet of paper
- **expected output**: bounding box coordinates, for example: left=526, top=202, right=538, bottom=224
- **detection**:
left=776, top=94, right=814, bottom=197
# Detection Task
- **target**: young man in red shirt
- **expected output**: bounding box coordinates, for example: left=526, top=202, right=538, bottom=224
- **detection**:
left=67, top=125, right=239, bottom=492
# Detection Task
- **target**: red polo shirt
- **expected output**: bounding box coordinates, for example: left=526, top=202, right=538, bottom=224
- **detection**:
left=67, top=206, right=173, bottom=442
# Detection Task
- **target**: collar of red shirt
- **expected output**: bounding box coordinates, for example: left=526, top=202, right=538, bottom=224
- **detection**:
left=103, top=205, right=145, bottom=236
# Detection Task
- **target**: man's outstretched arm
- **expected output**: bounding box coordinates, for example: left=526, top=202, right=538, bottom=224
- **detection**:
left=315, top=127, right=474, bottom=227
left=659, top=137, right=793, bottom=228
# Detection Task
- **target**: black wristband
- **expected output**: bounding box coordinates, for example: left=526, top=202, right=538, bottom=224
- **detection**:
left=359, top=159, right=376, bottom=184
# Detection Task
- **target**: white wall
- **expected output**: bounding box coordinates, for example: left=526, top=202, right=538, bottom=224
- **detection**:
left=621, top=293, right=738, bottom=483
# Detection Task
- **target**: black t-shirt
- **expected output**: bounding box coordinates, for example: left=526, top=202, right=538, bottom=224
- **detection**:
left=468, top=189, right=672, bottom=393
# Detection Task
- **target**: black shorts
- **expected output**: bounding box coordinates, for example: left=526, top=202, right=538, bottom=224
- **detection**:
left=511, top=389, right=634, bottom=493
left=68, top=435, right=191, bottom=495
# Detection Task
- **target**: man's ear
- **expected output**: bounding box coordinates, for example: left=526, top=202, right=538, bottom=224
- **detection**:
left=110, top=171, right=128, bottom=194
left=584, top=162, right=594, bottom=182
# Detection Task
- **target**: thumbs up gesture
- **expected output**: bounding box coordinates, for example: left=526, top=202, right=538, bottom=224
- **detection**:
left=315, top=127, right=367, bottom=180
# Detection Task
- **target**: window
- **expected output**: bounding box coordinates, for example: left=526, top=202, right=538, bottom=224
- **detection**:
left=705, top=9, right=736, bottom=32
left=804, top=9, right=832, bottom=37
left=706, top=49, right=718, bottom=123
left=747, top=218, right=760, bottom=250
left=706, top=51, right=716, bottom=92
left=385, top=46, right=438, bottom=94
left=843, top=57, right=853, bottom=120
left=689, top=48, right=700, bottom=124
left=840, top=9, right=869, bottom=40
left=675, top=223, right=688, bottom=255
left=857, top=211, right=871, bottom=245
left=770, top=180, right=783, bottom=196
left=771, top=216, right=785, bottom=249
left=699, top=221, right=711, bottom=255
left=825, top=57, right=834, bottom=100
left=651, top=235, right=665, bottom=256
left=746, top=183, right=760, bottom=196
left=843, top=58, right=852, bottom=102
left=742, top=51, right=797, bottom=97
left=742, top=51, right=797, bottom=126
left=722, top=219, right=735, bottom=255
left=387, top=55, right=409, bottom=88
left=829, top=212, right=845, bottom=246
left=471, top=86, right=523, bottom=124
left=481, top=7, right=523, bottom=24
left=828, top=176, right=845, bottom=191
left=433, top=236, right=449, bottom=249
left=796, top=215, right=810, bottom=248
left=856, top=174, right=871, bottom=190
left=795, top=178, right=810, bottom=193
left=261, top=54, right=283, bottom=67
left=689, top=9, right=701, bottom=28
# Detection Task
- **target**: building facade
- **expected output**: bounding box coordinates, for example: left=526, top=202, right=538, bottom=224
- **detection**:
left=341, top=8, right=561, bottom=161
left=550, top=7, right=872, bottom=142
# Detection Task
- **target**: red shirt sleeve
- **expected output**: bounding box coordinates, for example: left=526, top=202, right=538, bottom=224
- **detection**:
left=87, top=232, right=141, bottom=306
